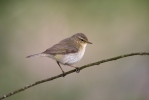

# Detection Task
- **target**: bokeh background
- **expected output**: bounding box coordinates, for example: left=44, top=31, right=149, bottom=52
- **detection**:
left=0, top=0, right=149, bottom=100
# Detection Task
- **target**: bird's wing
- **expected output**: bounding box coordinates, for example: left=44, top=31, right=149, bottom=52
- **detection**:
left=43, top=43, right=78, bottom=55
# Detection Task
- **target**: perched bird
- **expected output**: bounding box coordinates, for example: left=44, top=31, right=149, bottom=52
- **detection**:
left=27, top=33, right=92, bottom=76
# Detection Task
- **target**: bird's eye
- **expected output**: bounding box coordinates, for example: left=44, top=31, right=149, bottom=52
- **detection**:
left=81, top=39, right=84, bottom=41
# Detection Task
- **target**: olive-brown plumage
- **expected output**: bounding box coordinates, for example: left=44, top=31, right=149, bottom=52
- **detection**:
left=27, top=33, right=92, bottom=76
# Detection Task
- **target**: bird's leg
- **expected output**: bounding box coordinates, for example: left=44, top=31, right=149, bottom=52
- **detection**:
left=65, top=64, right=80, bottom=73
left=56, top=61, right=66, bottom=77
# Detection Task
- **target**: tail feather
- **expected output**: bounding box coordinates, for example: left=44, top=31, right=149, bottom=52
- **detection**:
left=26, top=53, right=41, bottom=58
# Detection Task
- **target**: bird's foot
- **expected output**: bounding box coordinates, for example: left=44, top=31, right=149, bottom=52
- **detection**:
left=75, top=67, right=80, bottom=73
left=62, top=72, right=66, bottom=77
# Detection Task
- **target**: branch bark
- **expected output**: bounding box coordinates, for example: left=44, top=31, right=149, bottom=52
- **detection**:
left=0, top=52, right=149, bottom=100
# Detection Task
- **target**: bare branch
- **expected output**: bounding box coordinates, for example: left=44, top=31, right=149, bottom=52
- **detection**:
left=0, top=52, right=149, bottom=100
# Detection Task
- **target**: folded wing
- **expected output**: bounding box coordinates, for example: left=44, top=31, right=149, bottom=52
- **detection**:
left=43, top=43, right=78, bottom=55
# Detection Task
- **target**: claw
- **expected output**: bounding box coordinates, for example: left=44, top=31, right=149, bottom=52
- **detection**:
left=62, top=72, right=66, bottom=77
left=75, top=67, right=80, bottom=73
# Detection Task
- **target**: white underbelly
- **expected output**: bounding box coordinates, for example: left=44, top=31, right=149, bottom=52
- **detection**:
left=58, top=44, right=87, bottom=65
left=60, top=52, right=84, bottom=65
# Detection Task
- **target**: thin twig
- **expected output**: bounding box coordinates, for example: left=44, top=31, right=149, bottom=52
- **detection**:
left=0, top=52, right=149, bottom=100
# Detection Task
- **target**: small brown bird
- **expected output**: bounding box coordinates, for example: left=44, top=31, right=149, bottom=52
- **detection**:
left=27, top=33, right=92, bottom=76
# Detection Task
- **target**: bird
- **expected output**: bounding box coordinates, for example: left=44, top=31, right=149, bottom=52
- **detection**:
left=26, top=33, right=92, bottom=76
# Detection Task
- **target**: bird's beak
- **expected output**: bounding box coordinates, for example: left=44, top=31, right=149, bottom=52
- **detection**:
left=86, top=41, right=92, bottom=44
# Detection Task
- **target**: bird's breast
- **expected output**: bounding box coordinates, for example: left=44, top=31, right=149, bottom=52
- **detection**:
left=55, top=44, right=87, bottom=65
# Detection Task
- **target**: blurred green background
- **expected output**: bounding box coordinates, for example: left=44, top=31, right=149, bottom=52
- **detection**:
left=0, top=0, right=149, bottom=100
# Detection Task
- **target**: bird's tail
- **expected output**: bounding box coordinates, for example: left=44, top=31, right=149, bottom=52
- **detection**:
left=26, top=53, right=41, bottom=58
